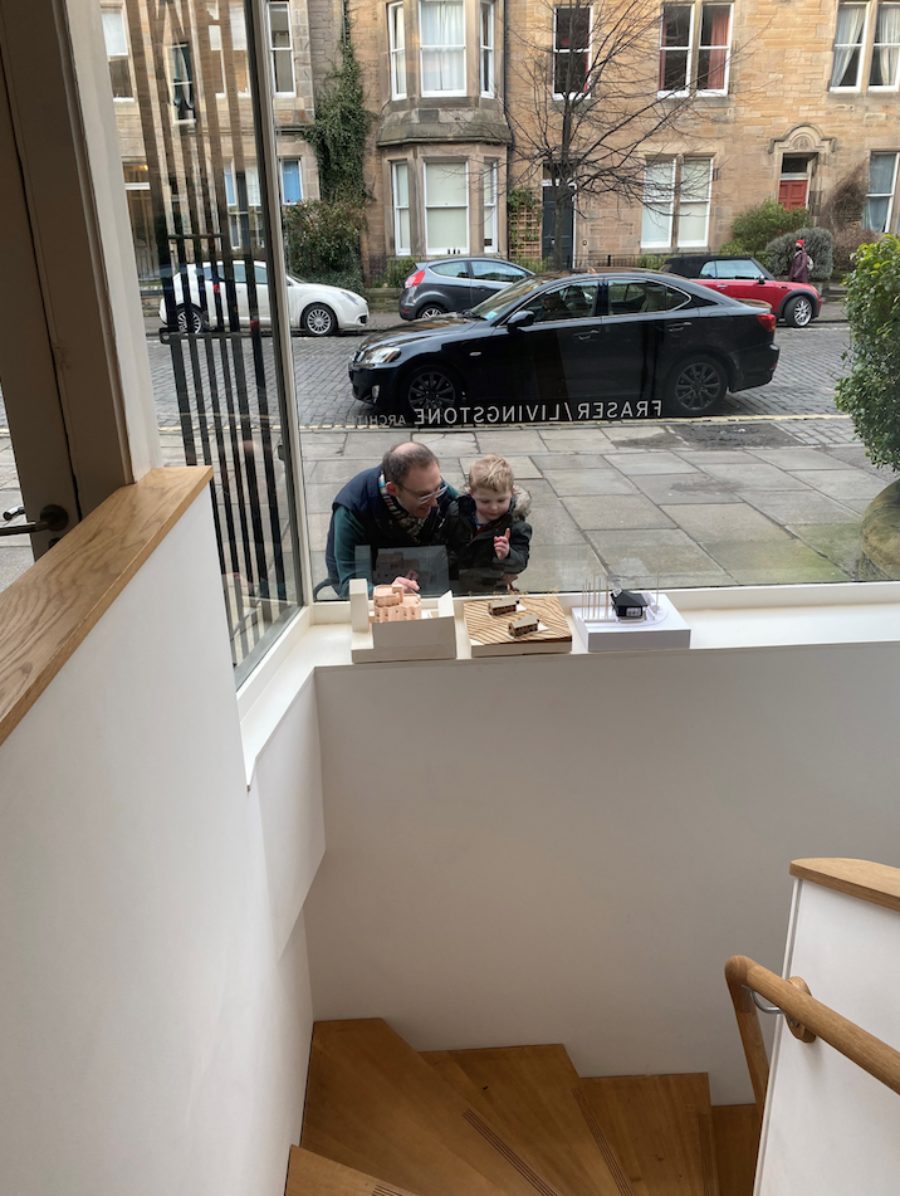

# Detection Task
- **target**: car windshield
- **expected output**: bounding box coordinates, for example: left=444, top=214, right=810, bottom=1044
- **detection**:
left=469, top=274, right=551, bottom=321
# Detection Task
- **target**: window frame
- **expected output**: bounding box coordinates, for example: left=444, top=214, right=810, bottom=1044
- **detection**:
left=696, top=3, right=733, bottom=96
left=279, top=158, right=303, bottom=205
left=419, top=0, right=467, bottom=98
left=830, top=1, right=870, bottom=92
left=101, top=5, right=134, bottom=102
left=864, top=151, right=900, bottom=232
left=869, top=1, right=900, bottom=90
left=388, top=2, right=407, bottom=99
left=552, top=4, right=593, bottom=100
left=392, top=161, right=411, bottom=256
left=640, top=159, right=677, bottom=249
left=676, top=157, right=713, bottom=247
left=209, top=5, right=251, bottom=98
left=169, top=42, right=196, bottom=124
left=658, top=3, right=694, bottom=97
left=483, top=160, right=498, bottom=253
left=268, top=0, right=296, bottom=97
left=480, top=0, right=495, bottom=97
left=423, top=159, right=470, bottom=256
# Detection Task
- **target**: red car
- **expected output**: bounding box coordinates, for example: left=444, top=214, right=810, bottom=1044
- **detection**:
left=664, top=255, right=820, bottom=328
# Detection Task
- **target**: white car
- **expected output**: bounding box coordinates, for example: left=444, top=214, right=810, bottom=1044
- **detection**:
left=158, top=260, right=369, bottom=337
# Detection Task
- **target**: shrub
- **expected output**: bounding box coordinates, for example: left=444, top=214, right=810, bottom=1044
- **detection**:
left=832, top=226, right=881, bottom=275
left=729, top=200, right=809, bottom=256
left=820, top=167, right=867, bottom=233
left=834, top=235, right=900, bottom=470
left=382, top=256, right=418, bottom=288
left=512, top=255, right=550, bottom=273
left=637, top=253, right=666, bottom=269
left=764, top=227, right=834, bottom=281
left=282, top=200, right=365, bottom=291
left=307, top=40, right=370, bottom=204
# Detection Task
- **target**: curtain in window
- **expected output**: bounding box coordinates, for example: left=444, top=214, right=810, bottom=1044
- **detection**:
left=873, top=3, right=900, bottom=85
left=678, top=159, right=712, bottom=245
left=830, top=4, right=866, bottom=86
left=699, top=5, right=730, bottom=90
left=425, top=161, right=468, bottom=252
left=865, top=153, right=898, bottom=231
left=102, top=9, right=128, bottom=56
left=420, top=0, right=465, bottom=92
left=393, top=163, right=410, bottom=253
left=641, top=160, right=675, bottom=246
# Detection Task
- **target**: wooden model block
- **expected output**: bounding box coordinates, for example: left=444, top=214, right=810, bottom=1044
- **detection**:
left=373, top=584, right=403, bottom=608
left=508, top=612, right=539, bottom=638
left=488, top=596, right=518, bottom=616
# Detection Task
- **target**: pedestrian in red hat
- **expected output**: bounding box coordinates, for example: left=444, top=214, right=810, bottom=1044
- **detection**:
left=790, top=238, right=812, bottom=284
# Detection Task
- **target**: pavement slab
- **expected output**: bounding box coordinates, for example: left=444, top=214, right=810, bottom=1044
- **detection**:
left=563, top=494, right=676, bottom=531
left=787, top=522, right=869, bottom=579
left=540, top=469, right=640, bottom=496
left=521, top=543, right=602, bottom=591
left=738, top=489, right=859, bottom=525
left=790, top=468, right=888, bottom=502
left=585, top=528, right=731, bottom=587
left=460, top=455, right=542, bottom=479
left=661, top=502, right=790, bottom=543
left=631, top=473, right=740, bottom=504
left=700, top=462, right=810, bottom=490
left=606, top=450, right=700, bottom=476
left=700, top=539, right=850, bottom=584
left=474, top=429, right=547, bottom=453
left=746, top=446, right=854, bottom=471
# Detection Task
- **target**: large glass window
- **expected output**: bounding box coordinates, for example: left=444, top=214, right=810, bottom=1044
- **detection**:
left=697, top=4, right=732, bottom=92
left=677, top=158, right=713, bottom=246
left=268, top=2, right=295, bottom=95
left=641, top=159, right=676, bottom=247
left=392, top=161, right=411, bottom=255
left=419, top=0, right=465, bottom=95
left=480, top=1, right=495, bottom=96
left=425, top=161, right=468, bottom=253
left=209, top=5, right=250, bottom=97
left=641, top=158, right=711, bottom=248
left=870, top=3, right=900, bottom=87
left=388, top=2, right=407, bottom=99
left=865, top=152, right=899, bottom=231
left=831, top=3, right=868, bottom=88
left=102, top=6, right=133, bottom=99
left=280, top=159, right=302, bottom=204
left=170, top=43, right=195, bottom=122
left=553, top=5, right=591, bottom=97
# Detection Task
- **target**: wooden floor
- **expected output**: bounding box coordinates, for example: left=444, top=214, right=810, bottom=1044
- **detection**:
left=295, top=1019, right=759, bottom=1196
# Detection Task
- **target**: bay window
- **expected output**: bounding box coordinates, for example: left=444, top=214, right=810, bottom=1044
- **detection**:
left=553, top=5, right=591, bottom=98
left=425, top=160, right=468, bottom=254
left=419, top=0, right=465, bottom=96
left=388, top=2, right=407, bottom=99
left=392, top=161, right=411, bottom=255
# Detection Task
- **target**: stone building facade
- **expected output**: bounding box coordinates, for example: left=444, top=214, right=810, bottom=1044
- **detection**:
left=348, top=0, right=900, bottom=269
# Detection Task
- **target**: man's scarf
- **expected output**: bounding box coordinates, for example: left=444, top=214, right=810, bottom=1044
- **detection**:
left=378, top=472, right=434, bottom=542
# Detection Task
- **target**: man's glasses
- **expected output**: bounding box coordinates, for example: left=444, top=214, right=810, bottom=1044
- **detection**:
left=396, top=481, right=448, bottom=506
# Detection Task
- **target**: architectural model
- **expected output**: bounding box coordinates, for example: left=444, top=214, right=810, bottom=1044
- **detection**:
left=508, top=612, right=540, bottom=638
left=349, top=579, right=457, bottom=663
left=371, top=585, right=422, bottom=623
left=488, top=596, right=519, bottom=616
left=572, top=575, right=691, bottom=652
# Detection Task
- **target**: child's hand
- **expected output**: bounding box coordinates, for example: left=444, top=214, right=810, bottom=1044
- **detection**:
left=494, top=528, right=511, bottom=561
left=391, top=575, right=420, bottom=593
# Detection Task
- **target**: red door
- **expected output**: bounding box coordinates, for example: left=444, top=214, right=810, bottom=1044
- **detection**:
left=778, top=180, right=808, bottom=209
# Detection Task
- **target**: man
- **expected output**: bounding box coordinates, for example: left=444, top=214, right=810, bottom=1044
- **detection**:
left=324, top=442, right=457, bottom=598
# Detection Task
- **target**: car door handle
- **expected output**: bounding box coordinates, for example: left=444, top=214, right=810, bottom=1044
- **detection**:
left=575, top=329, right=600, bottom=341
left=668, top=322, right=693, bottom=333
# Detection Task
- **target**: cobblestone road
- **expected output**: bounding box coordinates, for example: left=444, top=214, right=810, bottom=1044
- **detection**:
left=142, top=320, right=850, bottom=431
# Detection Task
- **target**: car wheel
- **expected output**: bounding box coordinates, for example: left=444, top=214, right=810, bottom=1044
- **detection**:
left=417, top=304, right=446, bottom=320
left=665, top=355, right=728, bottom=416
left=783, top=295, right=814, bottom=328
left=175, top=304, right=205, bottom=334
left=302, top=303, right=337, bottom=337
left=404, top=363, right=462, bottom=421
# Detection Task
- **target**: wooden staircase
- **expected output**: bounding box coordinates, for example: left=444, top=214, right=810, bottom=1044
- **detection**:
left=290, top=1019, right=760, bottom=1196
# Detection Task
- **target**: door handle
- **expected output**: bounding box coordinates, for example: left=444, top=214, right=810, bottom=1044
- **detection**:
left=575, top=330, right=600, bottom=341
left=0, top=504, right=69, bottom=537
left=668, top=322, right=692, bottom=333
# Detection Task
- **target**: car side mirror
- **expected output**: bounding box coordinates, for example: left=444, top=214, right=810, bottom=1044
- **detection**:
left=757, top=277, right=766, bottom=284
left=507, top=309, right=536, bottom=330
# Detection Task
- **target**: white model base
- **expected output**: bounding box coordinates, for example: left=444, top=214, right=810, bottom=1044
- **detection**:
left=349, top=580, right=458, bottom=663
left=572, top=593, right=691, bottom=652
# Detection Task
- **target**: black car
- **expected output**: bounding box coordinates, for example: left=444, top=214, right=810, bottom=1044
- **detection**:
left=349, top=271, right=780, bottom=424
left=399, top=257, right=533, bottom=320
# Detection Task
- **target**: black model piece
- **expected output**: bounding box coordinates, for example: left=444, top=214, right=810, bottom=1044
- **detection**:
left=611, top=589, right=649, bottom=620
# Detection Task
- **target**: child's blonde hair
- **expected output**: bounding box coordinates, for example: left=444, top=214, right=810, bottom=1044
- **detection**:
left=467, top=454, right=514, bottom=494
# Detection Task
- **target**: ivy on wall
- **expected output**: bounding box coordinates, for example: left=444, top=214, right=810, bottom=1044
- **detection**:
left=307, top=35, right=371, bottom=205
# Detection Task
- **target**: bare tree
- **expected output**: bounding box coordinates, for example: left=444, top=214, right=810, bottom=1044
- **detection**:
left=508, top=0, right=736, bottom=268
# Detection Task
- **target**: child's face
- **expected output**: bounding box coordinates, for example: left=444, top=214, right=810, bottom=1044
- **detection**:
left=471, top=486, right=512, bottom=523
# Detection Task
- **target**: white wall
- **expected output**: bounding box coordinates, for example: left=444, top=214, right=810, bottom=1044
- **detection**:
left=305, top=643, right=900, bottom=1103
left=0, top=498, right=322, bottom=1196
left=757, top=881, right=900, bottom=1194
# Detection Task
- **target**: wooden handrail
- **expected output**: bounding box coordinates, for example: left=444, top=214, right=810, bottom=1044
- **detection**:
left=790, top=858, right=900, bottom=915
left=725, top=955, right=900, bottom=1114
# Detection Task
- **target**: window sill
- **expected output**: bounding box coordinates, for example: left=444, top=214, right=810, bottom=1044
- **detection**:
left=237, top=582, right=900, bottom=785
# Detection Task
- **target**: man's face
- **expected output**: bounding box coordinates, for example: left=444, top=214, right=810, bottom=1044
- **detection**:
left=388, top=461, right=444, bottom=515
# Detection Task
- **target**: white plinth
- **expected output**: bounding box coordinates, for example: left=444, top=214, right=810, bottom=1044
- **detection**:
left=350, top=584, right=458, bottom=663
left=572, top=594, right=691, bottom=651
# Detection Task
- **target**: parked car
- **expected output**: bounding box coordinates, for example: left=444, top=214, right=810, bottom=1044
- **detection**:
left=399, top=257, right=533, bottom=320
left=350, top=270, right=780, bottom=422
left=159, top=261, right=369, bottom=336
left=663, top=254, right=820, bottom=328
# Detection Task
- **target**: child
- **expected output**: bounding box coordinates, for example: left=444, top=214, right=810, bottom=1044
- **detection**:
left=444, top=455, right=532, bottom=594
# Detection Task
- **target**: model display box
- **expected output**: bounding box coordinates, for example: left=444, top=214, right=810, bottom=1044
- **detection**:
left=464, top=595, right=572, bottom=657
left=349, top=578, right=457, bottom=663
left=571, top=591, right=691, bottom=652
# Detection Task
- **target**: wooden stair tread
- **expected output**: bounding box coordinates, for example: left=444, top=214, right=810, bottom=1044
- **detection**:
left=286, top=1146, right=423, bottom=1196
left=424, top=1045, right=633, bottom=1196
left=301, top=1019, right=565, bottom=1196
left=710, top=1106, right=760, bottom=1196
left=579, top=1074, right=720, bottom=1196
